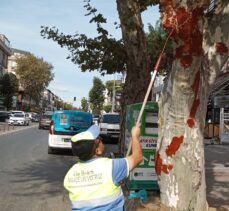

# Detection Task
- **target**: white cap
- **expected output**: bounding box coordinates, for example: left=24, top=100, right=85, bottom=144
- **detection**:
left=71, top=125, right=100, bottom=142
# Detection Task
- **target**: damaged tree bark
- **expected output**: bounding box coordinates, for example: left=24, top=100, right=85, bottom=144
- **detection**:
left=156, top=0, right=229, bottom=210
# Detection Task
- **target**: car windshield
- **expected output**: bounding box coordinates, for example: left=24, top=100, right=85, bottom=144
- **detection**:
left=102, top=114, right=120, bottom=124
left=14, top=113, right=24, bottom=117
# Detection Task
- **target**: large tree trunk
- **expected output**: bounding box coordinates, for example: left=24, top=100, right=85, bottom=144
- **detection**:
left=116, top=0, right=151, bottom=155
left=156, top=0, right=229, bottom=210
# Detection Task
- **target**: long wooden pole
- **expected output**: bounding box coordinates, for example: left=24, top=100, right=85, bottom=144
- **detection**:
left=125, top=29, right=174, bottom=156
left=126, top=53, right=163, bottom=156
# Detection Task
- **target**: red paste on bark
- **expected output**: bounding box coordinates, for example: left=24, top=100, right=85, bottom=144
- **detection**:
left=166, top=136, right=184, bottom=156
left=155, top=151, right=173, bottom=176
left=161, top=0, right=203, bottom=68
left=215, top=42, right=228, bottom=55
left=155, top=1, right=204, bottom=176
left=187, top=70, right=200, bottom=128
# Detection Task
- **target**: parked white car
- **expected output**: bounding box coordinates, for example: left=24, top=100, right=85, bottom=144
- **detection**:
left=8, top=111, right=30, bottom=126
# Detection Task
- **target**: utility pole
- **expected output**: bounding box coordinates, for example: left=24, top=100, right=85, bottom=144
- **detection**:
left=111, top=74, right=116, bottom=113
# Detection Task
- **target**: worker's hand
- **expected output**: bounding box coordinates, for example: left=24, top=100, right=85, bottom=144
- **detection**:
left=131, top=122, right=141, bottom=139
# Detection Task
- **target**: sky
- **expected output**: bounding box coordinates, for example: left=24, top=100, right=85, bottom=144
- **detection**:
left=0, top=0, right=160, bottom=107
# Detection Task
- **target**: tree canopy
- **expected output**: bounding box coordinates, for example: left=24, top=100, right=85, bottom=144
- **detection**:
left=81, top=97, right=89, bottom=112
left=15, top=53, right=54, bottom=105
left=40, top=1, right=171, bottom=77
left=0, top=73, right=19, bottom=110
left=89, top=77, right=105, bottom=115
left=146, top=22, right=173, bottom=75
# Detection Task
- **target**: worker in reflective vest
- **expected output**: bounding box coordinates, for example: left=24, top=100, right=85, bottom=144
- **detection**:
left=64, top=122, right=142, bottom=211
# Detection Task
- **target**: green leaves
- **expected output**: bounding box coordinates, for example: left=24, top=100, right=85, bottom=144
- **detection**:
left=81, top=97, right=89, bottom=112
left=15, top=53, right=54, bottom=104
left=145, top=22, right=173, bottom=75
left=40, top=1, right=126, bottom=76
left=0, top=73, right=18, bottom=110
left=89, top=77, right=105, bottom=115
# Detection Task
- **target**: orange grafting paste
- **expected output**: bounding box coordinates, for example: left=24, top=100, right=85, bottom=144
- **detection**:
left=155, top=136, right=184, bottom=176
left=155, top=1, right=204, bottom=176
left=161, top=0, right=204, bottom=68
left=166, top=136, right=184, bottom=156
left=175, top=8, right=203, bottom=68
left=215, top=42, right=228, bottom=55
left=155, top=151, right=173, bottom=176
left=187, top=70, right=200, bottom=128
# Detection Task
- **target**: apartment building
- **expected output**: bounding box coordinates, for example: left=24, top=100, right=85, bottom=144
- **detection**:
left=7, top=48, right=31, bottom=110
left=0, top=34, right=12, bottom=110
left=41, top=89, right=56, bottom=111
left=7, top=48, right=30, bottom=75
left=0, top=34, right=12, bottom=76
left=103, top=77, right=123, bottom=113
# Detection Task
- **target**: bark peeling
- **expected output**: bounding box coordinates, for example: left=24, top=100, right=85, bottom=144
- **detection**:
left=156, top=0, right=210, bottom=210
left=156, top=0, right=228, bottom=210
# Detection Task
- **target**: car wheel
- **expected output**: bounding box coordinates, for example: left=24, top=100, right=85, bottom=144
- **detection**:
left=48, top=147, right=53, bottom=154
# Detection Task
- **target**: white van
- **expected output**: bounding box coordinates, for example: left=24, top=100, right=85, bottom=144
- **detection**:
left=48, top=110, right=93, bottom=154
left=99, top=113, right=120, bottom=142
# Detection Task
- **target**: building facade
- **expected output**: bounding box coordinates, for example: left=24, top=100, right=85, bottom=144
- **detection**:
left=7, top=48, right=30, bottom=75
left=0, top=34, right=12, bottom=76
left=41, top=89, right=56, bottom=112
left=7, top=48, right=31, bottom=110
left=103, top=78, right=123, bottom=113
left=0, top=34, right=12, bottom=110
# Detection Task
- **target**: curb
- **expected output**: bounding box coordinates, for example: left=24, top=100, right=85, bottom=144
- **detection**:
left=0, top=124, right=37, bottom=136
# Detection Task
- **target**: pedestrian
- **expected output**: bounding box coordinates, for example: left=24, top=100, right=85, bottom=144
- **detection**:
left=64, top=122, right=142, bottom=211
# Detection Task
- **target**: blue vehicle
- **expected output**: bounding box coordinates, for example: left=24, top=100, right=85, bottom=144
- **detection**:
left=48, top=110, right=93, bottom=154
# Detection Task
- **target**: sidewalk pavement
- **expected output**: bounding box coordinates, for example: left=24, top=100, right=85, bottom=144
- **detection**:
left=123, top=140, right=229, bottom=211
left=124, top=189, right=228, bottom=211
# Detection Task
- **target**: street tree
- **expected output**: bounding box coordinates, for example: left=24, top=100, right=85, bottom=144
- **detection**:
left=89, top=77, right=105, bottom=115
left=81, top=97, right=89, bottom=112
left=54, top=99, right=64, bottom=110
left=0, top=73, right=19, bottom=110
left=15, top=53, right=54, bottom=110
left=155, top=1, right=228, bottom=210
left=146, top=21, right=173, bottom=76
left=64, top=103, right=73, bottom=110
left=40, top=0, right=229, bottom=210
